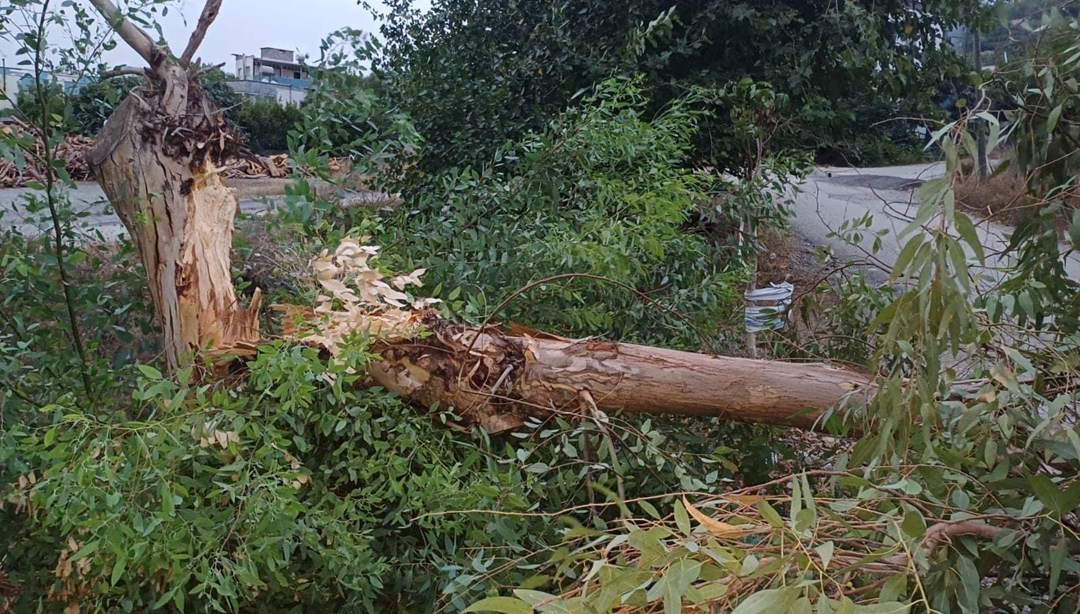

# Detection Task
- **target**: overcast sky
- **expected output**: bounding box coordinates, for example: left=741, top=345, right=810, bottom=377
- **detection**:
left=1, top=0, right=407, bottom=71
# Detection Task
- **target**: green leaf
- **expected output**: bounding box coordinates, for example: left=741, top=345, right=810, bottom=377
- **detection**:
left=152, top=587, right=177, bottom=610
left=1046, top=104, right=1063, bottom=134
left=464, top=596, right=534, bottom=614
left=674, top=499, right=691, bottom=536
left=512, top=590, right=556, bottom=606
left=1067, top=427, right=1080, bottom=461
left=512, top=590, right=572, bottom=614
left=815, top=541, right=835, bottom=571
left=756, top=500, right=784, bottom=528
left=954, top=213, right=984, bottom=264
left=69, top=541, right=99, bottom=562
left=639, top=499, right=662, bottom=521
left=1050, top=536, right=1067, bottom=592
left=110, top=555, right=127, bottom=587
left=1069, top=209, right=1080, bottom=249
left=900, top=511, right=926, bottom=539
left=955, top=555, right=981, bottom=612
left=663, top=559, right=702, bottom=614
left=1028, top=474, right=1070, bottom=516
left=879, top=574, right=908, bottom=602
left=891, top=237, right=924, bottom=280
left=730, top=587, right=800, bottom=614
left=160, top=481, right=175, bottom=516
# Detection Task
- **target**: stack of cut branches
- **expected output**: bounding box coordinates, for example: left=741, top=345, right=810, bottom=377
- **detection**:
left=0, top=118, right=95, bottom=188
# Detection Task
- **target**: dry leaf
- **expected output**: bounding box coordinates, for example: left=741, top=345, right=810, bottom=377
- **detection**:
left=682, top=496, right=749, bottom=539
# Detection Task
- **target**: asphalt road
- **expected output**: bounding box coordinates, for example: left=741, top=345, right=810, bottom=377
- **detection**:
left=790, top=162, right=1080, bottom=283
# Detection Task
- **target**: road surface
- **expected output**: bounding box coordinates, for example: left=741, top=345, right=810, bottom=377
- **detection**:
left=0, top=181, right=389, bottom=240
left=790, top=162, right=1080, bottom=283
left=0, top=183, right=282, bottom=240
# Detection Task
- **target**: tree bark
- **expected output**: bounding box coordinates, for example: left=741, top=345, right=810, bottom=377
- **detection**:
left=301, top=313, right=874, bottom=433
left=87, top=64, right=260, bottom=370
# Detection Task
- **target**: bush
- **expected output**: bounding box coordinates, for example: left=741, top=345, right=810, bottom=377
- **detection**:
left=13, top=82, right=72, bottom=132
left=368, top=78, right=751, bottom=347
left=235, top=97, right=303, bottom=153
left=69, top=76, right=141, bottom=136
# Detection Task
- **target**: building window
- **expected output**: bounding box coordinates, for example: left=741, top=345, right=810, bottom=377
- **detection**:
left=294, top=71, right=301, bottom=79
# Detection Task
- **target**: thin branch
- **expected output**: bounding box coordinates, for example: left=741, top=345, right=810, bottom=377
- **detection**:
left=100, top=65, right=149, bottom=79
left=920, top=519, right=1005, bottom=553
left=87, top=0, right=161, bottom=67
left=180, top=0, right=224, bottom=67
left=193, top=62, right=226, bottom=77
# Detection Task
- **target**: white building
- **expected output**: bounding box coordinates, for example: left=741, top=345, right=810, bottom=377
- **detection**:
left=229, top=47, right=311, bottom=105
left=0, top=63, right=83, bottom=111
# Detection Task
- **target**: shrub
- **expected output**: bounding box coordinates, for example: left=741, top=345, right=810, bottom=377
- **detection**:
left=13, top=82, right=72, bottom=132
left=370, top=78, right=751, bottom=347
left=234, top=97, right=303, bottom=153
left=69, top=76, right=141, bottom=136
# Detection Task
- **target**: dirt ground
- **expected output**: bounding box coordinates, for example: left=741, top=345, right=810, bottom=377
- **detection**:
left=953, top=160, right=1076, bottom=230
left=756, top=228, right=832, bottom=290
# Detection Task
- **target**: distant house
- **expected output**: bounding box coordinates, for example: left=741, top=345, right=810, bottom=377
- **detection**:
left=229, top=47, right=312, bottom=105
left=1, top=63, right=85, bottom=111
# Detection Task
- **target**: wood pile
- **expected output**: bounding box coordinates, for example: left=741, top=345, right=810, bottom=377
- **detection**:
left=222, top=153, right=289, bottom=179
left=0, top=118, right=95, bottom=188
left=1, top=122, right=347, bottom=188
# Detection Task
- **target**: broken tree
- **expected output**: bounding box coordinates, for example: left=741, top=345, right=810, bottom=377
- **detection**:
left=87, top=0, right=260, bottom=370
left=278, top=240, right=874, bottom=433
left=88, top=1, right=873, bottom=431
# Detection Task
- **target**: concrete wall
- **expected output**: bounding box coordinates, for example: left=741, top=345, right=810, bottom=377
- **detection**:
left=227, top=79, right=308, bottom=105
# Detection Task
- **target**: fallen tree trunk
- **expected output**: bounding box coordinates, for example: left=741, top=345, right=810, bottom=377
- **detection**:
left=366, top=316, right=873, bottom=433
left=275, top=243, right=875, bottom=433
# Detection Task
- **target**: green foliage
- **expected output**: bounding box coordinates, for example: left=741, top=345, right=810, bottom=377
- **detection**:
left=68, top=76, right=140, bottom=135
left=473, top=88, right=1080, bottom=614
left=289, top=29, right=419, bottom=173
left=986, top=13, right=1080, bottom=333
left=372, top=0, right=977, bottom=177
left=198, top=68, right=244, bottom=118
left=4, top=331, right=761, bottom=611
left=235, top=97, right=303, bottom=152
left=365, top=78, right=750, bottom=345
left=19, top=68, right=239, bottom=138
left=13, top=81, right=72, bottom=132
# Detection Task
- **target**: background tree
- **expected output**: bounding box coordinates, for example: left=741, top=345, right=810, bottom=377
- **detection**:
left=372, top=0, right=980, bottom=182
